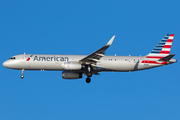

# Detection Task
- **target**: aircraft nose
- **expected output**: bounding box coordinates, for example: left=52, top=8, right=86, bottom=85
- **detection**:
left=3, top=60, right=13, bottom=68
left=3, top=61, right=8, bottom=68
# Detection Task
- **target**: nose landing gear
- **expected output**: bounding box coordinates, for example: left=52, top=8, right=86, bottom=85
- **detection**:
left=20, top=69, right=24, bottom=79
left=20, top=75, right=24, bottom=79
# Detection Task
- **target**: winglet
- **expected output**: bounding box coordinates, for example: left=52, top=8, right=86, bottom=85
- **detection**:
left=107, top=35, right=115, bottom=46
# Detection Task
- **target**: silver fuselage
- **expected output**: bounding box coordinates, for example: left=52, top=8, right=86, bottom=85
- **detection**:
left=3, top=54, right=177, bottom=72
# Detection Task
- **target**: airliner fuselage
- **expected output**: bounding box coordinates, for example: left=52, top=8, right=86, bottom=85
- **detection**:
left=3, top=54, right=176, bottom=71
left=3, top=34, right=177, bottom=83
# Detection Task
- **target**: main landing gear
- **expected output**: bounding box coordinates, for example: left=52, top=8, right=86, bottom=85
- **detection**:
left=85, top=72, right=92, bottom=83
left=20, top=69, right=24, bottom=79
left=86, top=77, right=91, bottom=83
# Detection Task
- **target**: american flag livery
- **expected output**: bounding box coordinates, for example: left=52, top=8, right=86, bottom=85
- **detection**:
left=141, top=34, right=174, bottom=65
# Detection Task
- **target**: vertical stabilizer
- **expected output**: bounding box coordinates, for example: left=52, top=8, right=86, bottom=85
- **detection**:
left=148, top=34, right=174, bottom=56
left=141, top=34, right=174, bottom=64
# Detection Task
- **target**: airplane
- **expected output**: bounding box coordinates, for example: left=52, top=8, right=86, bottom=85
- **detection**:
left=3, top=34, right=177, bottom=83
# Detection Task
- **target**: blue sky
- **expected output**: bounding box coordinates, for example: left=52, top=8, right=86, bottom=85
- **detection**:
left=0, top=0, right=179, bottom=120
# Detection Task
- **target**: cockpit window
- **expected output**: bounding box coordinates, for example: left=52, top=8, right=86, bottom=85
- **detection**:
left=10, top=57, right=16, bottom=60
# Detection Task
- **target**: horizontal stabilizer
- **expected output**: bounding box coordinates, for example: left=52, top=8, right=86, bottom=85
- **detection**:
left=158, top=54, right=175, bottom=61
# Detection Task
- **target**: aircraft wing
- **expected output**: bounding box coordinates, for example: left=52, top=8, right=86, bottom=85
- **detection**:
left=79, top=35, right=115, bottom=66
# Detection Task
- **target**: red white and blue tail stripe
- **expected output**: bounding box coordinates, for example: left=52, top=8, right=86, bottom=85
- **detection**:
left=141, top=34, right=174, bottom=64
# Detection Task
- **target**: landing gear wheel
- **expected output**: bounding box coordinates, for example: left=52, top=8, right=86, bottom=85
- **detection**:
left=20, top=69, right=24, bottom=79
left=86, top=77, right=91, bottom=83
left=20, top=75, right=24, bottom=79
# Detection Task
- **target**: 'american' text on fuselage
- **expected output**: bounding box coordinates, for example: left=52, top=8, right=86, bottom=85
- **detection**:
left=33, top=56, right=69, bottom=62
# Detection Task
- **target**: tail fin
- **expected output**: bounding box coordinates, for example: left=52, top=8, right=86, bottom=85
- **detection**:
left=142, top=34, right=174, bottom=64
left=147, top=34, right=174, bottom=57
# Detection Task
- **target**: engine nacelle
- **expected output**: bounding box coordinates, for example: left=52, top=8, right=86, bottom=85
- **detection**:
left=62, top=62, right=82, bottom=70
left=62, top=71, right=83, bottom=79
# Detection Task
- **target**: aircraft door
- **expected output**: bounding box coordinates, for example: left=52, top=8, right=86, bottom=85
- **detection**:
left=20, top=54, right=30, bottom=69
left=20, top=54, right=26, bottom=63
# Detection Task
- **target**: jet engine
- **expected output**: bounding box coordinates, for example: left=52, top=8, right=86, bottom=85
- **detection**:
left=62, top=62, right=82, bottom=70
left=62, top=71, right=83, bottom=79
